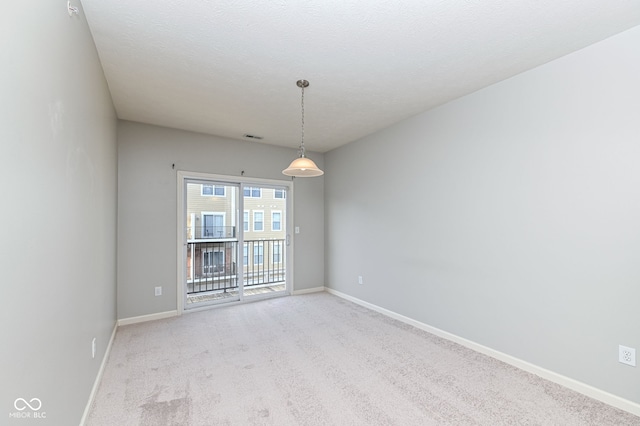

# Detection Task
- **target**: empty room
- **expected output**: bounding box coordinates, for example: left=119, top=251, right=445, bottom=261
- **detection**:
left=2, top=1, right=640, bottom=425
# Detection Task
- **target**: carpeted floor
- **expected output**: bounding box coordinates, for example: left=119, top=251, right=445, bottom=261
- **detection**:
left=87, top=293, right=640, bottom=425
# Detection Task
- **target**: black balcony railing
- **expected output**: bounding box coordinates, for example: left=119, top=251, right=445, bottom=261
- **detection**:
left=188, top=226, right=236, bottom=240
left=186, top=239, right=285, bottom=295
left=244, top=240, right=286, bottom=288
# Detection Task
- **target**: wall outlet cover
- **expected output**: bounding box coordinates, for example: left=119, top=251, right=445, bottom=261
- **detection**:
left=619, top=345, right=636, bottom=367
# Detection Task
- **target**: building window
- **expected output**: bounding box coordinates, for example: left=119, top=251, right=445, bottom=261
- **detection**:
left=274, top=189, right=285, bottom=199
left=243, top=211, right=249, bottom=232
left=243, top=243, right=248, bottom=266
left=244, top=186, right=261, bottom=198
left=202, top=184, right=225, bottom=196
left=203, top=249, right=224, bottom=274
left=273, top=242, right=282, bottom=264
left=253, top=243, right=264, bottom=265
left=253, top=211, right=264, bottom=231
left=202, top=213, right=224, bottom=238
left=272, top=211, right=281, bottom=231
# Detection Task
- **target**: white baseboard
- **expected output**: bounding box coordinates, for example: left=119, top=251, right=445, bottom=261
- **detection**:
left=79, top=322, right=118, bottom=426
left=293, top=286, right=326, bottom=295
left=325, top=288, right=640, bottom=418
left=117, top=310, right=178, bottom=326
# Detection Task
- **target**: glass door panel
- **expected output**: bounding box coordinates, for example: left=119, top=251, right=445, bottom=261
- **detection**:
left=242, top=184, right=288, bottom=298
left=185, top=181, right=239, bottom=308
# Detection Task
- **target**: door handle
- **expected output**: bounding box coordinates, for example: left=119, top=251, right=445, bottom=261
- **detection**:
left=286, top=234, right=291, bottom=246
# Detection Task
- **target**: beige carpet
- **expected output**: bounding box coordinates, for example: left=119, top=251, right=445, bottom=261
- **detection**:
left=87, top=293, right=639, bottom=425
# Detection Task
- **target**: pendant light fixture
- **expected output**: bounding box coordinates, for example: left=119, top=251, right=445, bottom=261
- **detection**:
left=282, top=80, right=324, bottom=177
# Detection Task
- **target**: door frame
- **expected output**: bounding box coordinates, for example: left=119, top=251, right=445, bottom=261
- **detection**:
left=176, top=170, right=294, bottom=315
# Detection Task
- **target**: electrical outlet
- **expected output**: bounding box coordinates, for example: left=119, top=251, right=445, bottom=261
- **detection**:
left=155, top=286, right=162, bottom=296
left=619, top=345, right=636, bottom=367
left=358, top=276, right=363, bottom=285
left=92, top=338, right=96, bottom=359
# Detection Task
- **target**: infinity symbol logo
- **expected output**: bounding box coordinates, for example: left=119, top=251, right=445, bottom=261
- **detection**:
left=14, top=398, right=42, bottom=411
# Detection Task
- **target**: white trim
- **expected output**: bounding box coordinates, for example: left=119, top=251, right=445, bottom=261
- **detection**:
left=117, top=310, right=179, bottom=326
left=293, top=286, right=326, bottom=295
left=177, top=172, right=186, bottom=315
left=238, top=185, right=245, bottom=300
left=189, top=212, right=196, bottom=240
left=177, top=171, right=292, bottom=188
left=325, top=288, right=640, bottom=418
left=79, top=322, right=118, bottom=426
left=286, top=184, right=293, bottom=294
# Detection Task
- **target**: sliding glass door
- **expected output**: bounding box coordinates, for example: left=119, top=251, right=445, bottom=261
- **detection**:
left=180, top=173, right=291, bottom=310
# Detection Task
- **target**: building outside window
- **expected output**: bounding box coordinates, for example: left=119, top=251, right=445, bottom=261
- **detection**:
left=202, top=213, right=224, bottom=238
left=202, top=184, right=225, bottom=196
left=253, top=211, right=264, bottom=231
left=203, top=249, right=224, bottom=274
left=273, top=242, right=282, bottom=263
left=253, top=243, right=263, bottom=265
left=244, top=186, right=261, bottom=198
left=272, top=211, right=281, bottom=231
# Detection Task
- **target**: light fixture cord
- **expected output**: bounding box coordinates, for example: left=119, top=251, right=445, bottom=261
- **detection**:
left=300, top=84, right=306, bottom=157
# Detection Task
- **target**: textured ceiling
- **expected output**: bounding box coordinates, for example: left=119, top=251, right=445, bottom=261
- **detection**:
left=81, top=1, right=640, bottom=153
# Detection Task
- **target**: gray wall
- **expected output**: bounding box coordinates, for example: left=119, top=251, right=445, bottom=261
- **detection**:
left=117, top=121, right=324, bottom=319
left=0, top=1, right=118, bottom=424
left=325, top=26, right=640, bottom=403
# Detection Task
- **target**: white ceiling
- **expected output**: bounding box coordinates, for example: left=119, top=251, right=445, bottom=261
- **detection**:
left=81, top=1, right=640, bottom=153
